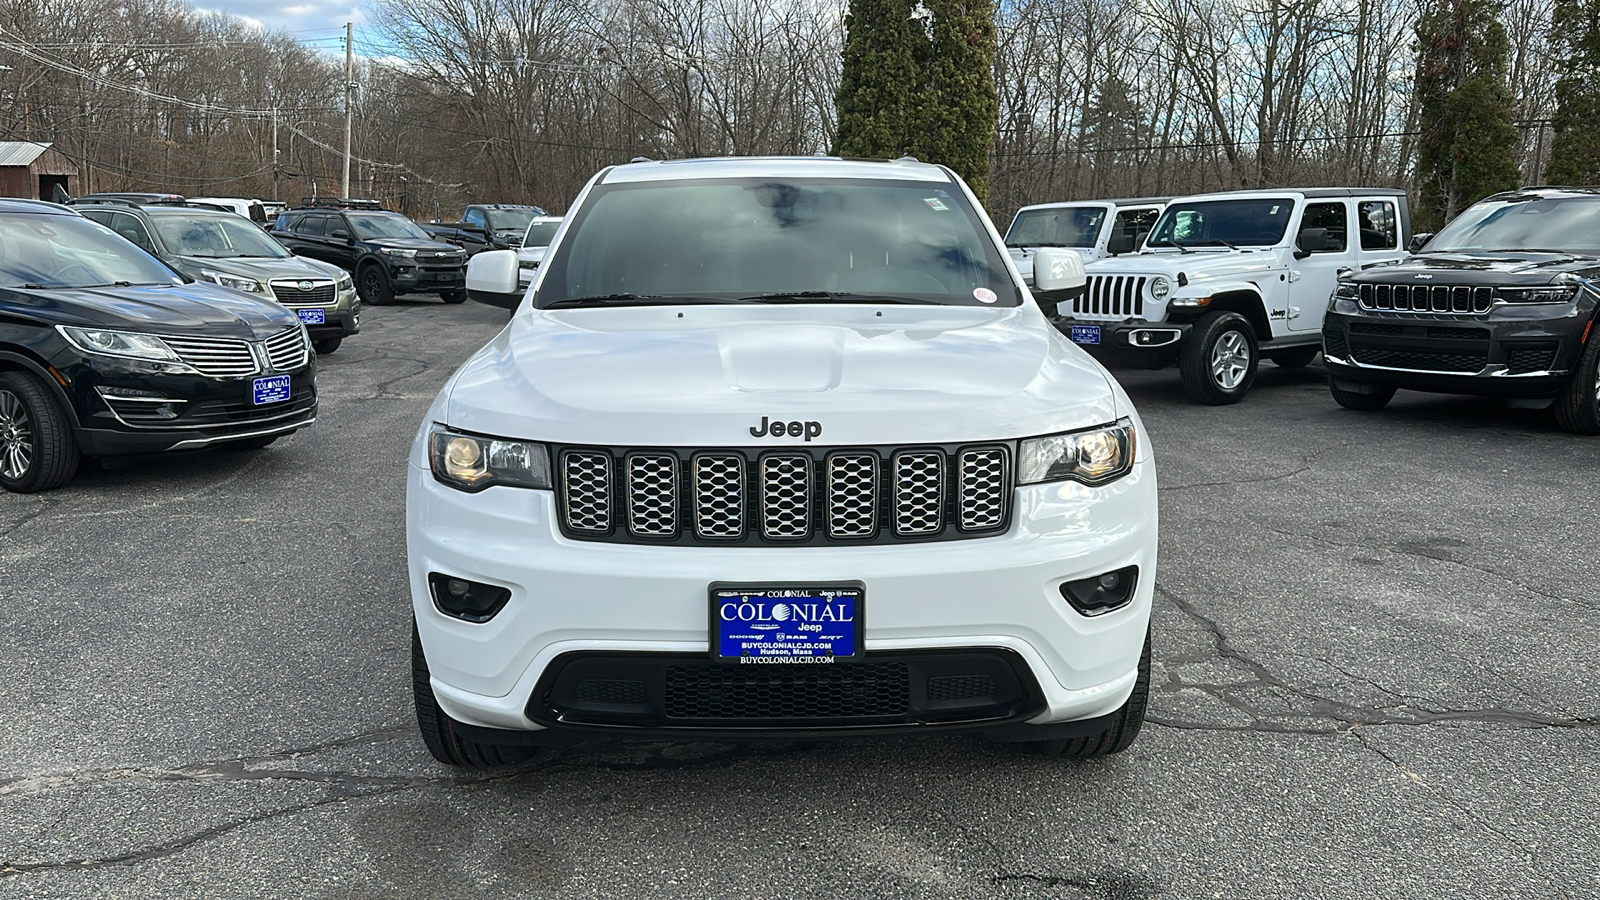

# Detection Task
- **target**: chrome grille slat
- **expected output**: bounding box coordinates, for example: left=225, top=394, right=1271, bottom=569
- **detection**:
left=264, top=328, right=310, bottom=372
left=694, top=455, right=745, bottom=539
left=760, top=455, right=812, bottom=539
left=894, top=451, right=944, bottom=535
left=827, top=453, right=878, bottom=538
left=626, top=453, right=678, bottom=537
left=158, top=335, right=256, bottom=376
left=561, top=451, right=612, bottom=532
left=958, top=448, right=1008, bottom=531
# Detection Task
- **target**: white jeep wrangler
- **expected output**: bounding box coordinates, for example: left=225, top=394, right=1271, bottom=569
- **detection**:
left=1003, top=197, right=1168, bottom=285
left=406, top=157, right=1158, bottom=765
left=1053, top=188, right=1411, bottom=404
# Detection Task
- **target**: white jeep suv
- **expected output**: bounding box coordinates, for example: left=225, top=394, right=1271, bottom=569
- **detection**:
left=1004, top=197, right=1168, bottom=285
left=406, top=157, right=1158, bottom=765
left=1058, top=189, right=1411, bottom=403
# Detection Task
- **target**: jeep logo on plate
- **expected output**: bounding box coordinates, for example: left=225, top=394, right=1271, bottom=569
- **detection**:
left=298, top=281, right=314, bottom=291
left=749, top=416, right=822, bottom=441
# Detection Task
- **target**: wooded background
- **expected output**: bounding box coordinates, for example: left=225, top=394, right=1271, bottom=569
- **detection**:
left=0, top=0, right=1577, bottom=224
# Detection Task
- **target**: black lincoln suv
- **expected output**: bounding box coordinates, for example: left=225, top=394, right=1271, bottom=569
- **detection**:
left=1324, top=187, right=1600, bottom=433
left=0, top=199, right=317, bottom=493
left=272, top=199, right=468, bottom=306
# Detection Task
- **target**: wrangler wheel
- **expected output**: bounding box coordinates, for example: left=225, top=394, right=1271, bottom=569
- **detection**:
left=1179, top=311, right=1258, bottom=404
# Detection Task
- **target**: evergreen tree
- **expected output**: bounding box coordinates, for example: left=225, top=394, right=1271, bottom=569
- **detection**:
left=910, top=0, right=1000, bottom=204
left=1413, top=0, right=1523, bottom=231
left=1544, top=0, right=1600, bottom=184
left=834, top=0, right=922, bottom=160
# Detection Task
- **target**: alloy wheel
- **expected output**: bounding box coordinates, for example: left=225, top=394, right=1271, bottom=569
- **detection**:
left=0, top=388, right=34, bottom=481
left=1210, top=330, right=1251, bottom=390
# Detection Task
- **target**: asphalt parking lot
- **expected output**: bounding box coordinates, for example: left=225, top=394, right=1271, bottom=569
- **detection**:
left=2, top=298, right=1596, bottom=899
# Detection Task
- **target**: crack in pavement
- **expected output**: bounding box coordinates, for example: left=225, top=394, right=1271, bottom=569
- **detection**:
left=1159, top=439, right=1369, bottom=493
left=0, top=495, right=56, bottom=541
left=1154, top=583, right=1596, bottom=733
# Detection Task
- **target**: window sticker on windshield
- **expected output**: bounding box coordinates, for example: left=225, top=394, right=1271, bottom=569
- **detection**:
left=1269, top=205, right=1280, bottom=215
left=973, top=288, right=997, bottom=304
left=924, top=197, right=949, bottom=211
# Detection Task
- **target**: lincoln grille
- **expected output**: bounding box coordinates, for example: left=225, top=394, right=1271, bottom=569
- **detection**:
left=264, top=327, right=310, bottom=372
left=554, top=443, right=1013, bottom=545
left=159, top=334, right=257, bottom=377
left=1358, top=283, right=1495, bottom=314
left=1079, top=275, right=1146, bottom=317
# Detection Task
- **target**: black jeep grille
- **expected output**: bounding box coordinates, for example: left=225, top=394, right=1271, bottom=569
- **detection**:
left=555, top=443, right=1013, bottom=546
left=1506, top=345, right=1558, bottom=374
left=1358, top=283, right=1495, bottom=314
left=1350, top=347, right=1487, bottom=373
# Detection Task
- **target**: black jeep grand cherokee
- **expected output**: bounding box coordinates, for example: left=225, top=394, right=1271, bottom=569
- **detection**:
left=0, top=199, right=316, bottom=492
left=1324, top=187, right=1600, bottom=433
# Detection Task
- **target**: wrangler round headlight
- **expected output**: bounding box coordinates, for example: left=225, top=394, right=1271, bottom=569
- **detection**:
left=1149, top=277, right=1172, bottom=301
left=1018, top=420, right=1136, bottom=486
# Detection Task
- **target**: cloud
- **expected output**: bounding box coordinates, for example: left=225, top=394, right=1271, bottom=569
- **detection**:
left=193, top=0, right=368, bottom=36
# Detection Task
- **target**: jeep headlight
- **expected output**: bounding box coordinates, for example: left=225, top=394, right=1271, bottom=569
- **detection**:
left=1018, top=420, right=1136, bottom=486
left=200, top=270, right=264, bottom=293
left=381, top=247, right=418, bottom=258
left=1149, top=277, right=1171, bottom=301
left=428, top=424, right=551, bottom=492
left=1498, top=285, right=1578, bottom=304
left=1334, top=282, right=1359, bottom=299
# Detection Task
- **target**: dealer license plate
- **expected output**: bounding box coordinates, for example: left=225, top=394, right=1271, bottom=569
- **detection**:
left=1070, top=324, right=1101, bottom=345
left=711, top=583, right=862, bottom=664
left=296, top=308, right=326, bottom=325
left=252, top=375, right=291, bottom=406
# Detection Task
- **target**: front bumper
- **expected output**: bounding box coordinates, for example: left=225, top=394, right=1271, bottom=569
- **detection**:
left=390, top=264, right=467, bottom=294
left=1051, top=316, right=1191, bottom=367
left=406, top=456, right=1158, bottom=738
left=1323, top=300, right=1590, bottom=397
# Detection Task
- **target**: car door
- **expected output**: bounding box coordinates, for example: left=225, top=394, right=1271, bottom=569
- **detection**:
left=1354, top=198, right=1406, bottom=268
left=1103, top=205, right=1162, bottom=255
left=295, top=214, right=339, bottom=266
left=1288, top=200, right=1355, bottom=332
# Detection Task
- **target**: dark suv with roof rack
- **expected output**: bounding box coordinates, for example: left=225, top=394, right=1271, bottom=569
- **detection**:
left=273, top=199, right=468, bottom=306
left=1324, top=187, right=1600, bottom=433
left=0, top=199, right=316, bottom=493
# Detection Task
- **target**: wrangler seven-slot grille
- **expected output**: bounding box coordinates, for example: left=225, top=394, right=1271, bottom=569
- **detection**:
left=1078, top=275, right=1147, bottom=317
left=557, top=444, right=1012, bottom=545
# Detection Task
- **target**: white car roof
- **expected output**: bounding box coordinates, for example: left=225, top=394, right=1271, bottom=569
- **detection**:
left=599, top=156, right=953, bottom=185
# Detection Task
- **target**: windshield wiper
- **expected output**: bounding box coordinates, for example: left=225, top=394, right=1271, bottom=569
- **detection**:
left=1147, top=238, right=1193, bottom=254
left=543, top=293, right=742, bottom=309
left=1005, top=242, right=1074, bottom=248
left=735, top=291, right=939, bottom=305
left=1195, top=238, right=1241, bottom=250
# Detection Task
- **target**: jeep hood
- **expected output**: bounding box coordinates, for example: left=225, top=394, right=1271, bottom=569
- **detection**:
left=443, top=305, right=1119, bottom=445
left=1367, top=251, right=1600, bottom=284
left=1088, top=249, right=1284, bottom=281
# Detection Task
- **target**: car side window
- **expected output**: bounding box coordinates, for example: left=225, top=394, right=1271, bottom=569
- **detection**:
left=300, top=215, right=329, bottom=237
left=463, top=208, right=486, bottom=228
left=1301, top=202, right=1349, bottom=253
left=110, top=212, right=158, bottom=255
left=1358, top=200, right=1399, bottom=251
left=1111, top=208, right=1160, bottom=243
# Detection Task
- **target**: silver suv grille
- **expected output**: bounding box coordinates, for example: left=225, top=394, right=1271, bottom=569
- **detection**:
left=1358, top=283, right=1494, bottom=314
left=268, top=279, right=336, bottom=305
left=556, top=444, right=1012, bottom=545
left=1079, top=275, right=1146, bottom=318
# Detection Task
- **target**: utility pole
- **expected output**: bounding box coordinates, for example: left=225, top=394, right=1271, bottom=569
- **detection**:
left=272, top=107, right=280, bottom=202
left=342, top=21, right=354, bottom=199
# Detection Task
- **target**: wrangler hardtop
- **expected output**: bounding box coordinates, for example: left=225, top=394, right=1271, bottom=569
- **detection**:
left=1004, top=196, right=1168, bottom=285
left=1060, top=187, right=1410, bottom=404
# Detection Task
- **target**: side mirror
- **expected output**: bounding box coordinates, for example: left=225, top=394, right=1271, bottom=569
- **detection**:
left=1033, top=248, right=1087, bottom=292
left=1294, top=227, right=1328, bottom=259
left=331, top=229, right=350, bottom=240
left=1407, top=232, right=1433, bottom=254
left=1106, top=233, right=1136, bottom=256
left=466, top=249, right=524, bottom=309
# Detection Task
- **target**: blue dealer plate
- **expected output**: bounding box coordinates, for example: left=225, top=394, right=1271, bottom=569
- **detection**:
left=297, top=308, right=326, bottom=325
left=252, top=375, right=291, bottom=406
left=711, top=583, right=863, bottom=663
left=1070, top=324, right=1101, bottom=345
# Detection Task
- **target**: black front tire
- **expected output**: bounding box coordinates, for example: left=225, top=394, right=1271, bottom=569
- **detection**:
left=413, top=623, right=536, bottom=767
left=1179, top=311, right=1259, bottom=405
left=1553, top=329, right=1600, bottom=434
left=1268, top=346, right=1320, bottom=368
left=0, top=370, right=80, bottom=493
left=440, top=289, right=468, bottom=304
left=312, top=337, right=343, bottom=354
left=358, top=265, right=394, bottom=306
left=1328, top=378, right=1396, bottom=411
left=1024, top=630, right=1150, bottom=758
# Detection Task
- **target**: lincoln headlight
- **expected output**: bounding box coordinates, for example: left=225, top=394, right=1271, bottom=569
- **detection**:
left=56, top=325, right=195, bottom=372
left=428, top=424, right=551, bottom=492
left=1018, top=420, right=1137, bottom=486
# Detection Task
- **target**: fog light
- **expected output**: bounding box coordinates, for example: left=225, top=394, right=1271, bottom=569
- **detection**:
left=428, top=573, right=512, bottom=623
left=1059, top=565, right=1139, bottom=616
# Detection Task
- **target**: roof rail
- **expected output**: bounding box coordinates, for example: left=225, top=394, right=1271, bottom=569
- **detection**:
left=298, top=197, right=385, bottom=210
left=66, top=197, right=146, bottom=210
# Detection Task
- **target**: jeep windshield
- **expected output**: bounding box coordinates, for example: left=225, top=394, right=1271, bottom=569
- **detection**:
left=151, top=213, right=293, bottom=259
left=347, top=213, right=431, bottom=241
left=522, top=221, right=559, bottom=248
left=1004, top=206, right=1107, bottom=248
left=1426, top=196, right=1600, bottom=255
left=538, top=177, right=1020, bottom=308
left=1146, top=198, right=1294, bottom=248
left=0, top=214, right=184, bottom=289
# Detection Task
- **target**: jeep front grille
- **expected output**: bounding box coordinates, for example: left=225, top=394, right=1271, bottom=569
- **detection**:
left=556, top=444, right=1013, bottom=545
left=1358, top=283, right=1495, bottom=314
left=1079, top=275, right=1146, bottom=318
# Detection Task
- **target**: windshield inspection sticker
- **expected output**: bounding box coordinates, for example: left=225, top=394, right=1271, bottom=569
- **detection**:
left=924, top=197, right=949, bottom=211
left=973, top=287, right=998, bottom=304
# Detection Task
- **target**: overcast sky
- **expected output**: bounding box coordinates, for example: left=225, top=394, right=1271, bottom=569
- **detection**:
left=196, top=0, right=371, bottom=43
